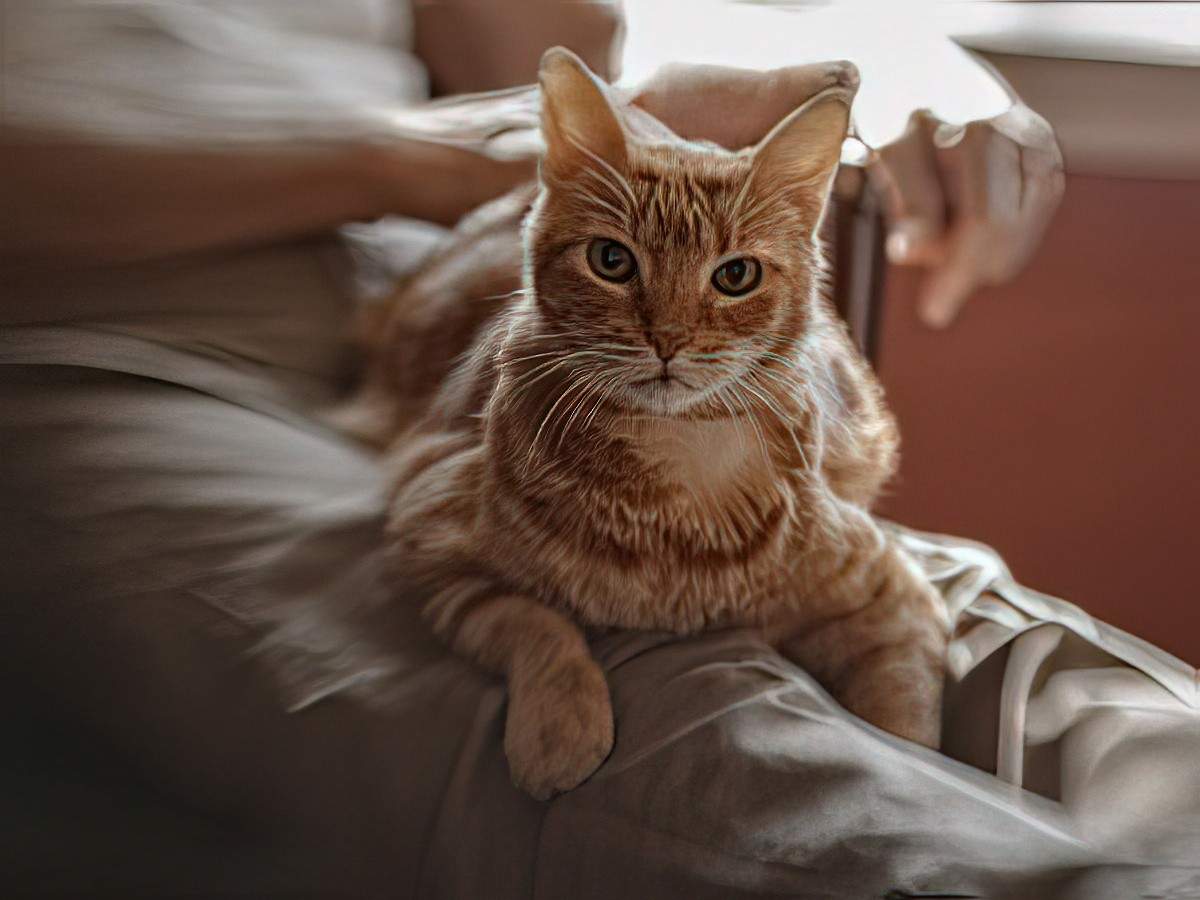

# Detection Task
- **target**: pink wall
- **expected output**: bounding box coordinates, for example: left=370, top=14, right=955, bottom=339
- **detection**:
left=876, top=174, right=1200, bottom=664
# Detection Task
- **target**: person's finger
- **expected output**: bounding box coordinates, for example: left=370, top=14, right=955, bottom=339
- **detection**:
left=874, top=101, right=1064, bottom=328
left=935, top=120, right=1018, bottom=225
left=989, top=101, right=1062, bottom=156
left=1000, top=110, right=1066, bottom=278
left=872, top=109, right=947, bottom=267
left=1004, top=143, right=1065, bottom=276
left=631, top=60, right=859, bottom=150
left=911, top=121, right=1022, bottom=325
left=955, top=107, right=1063, bottom=282
left=915, top=224, right=991, bottom=328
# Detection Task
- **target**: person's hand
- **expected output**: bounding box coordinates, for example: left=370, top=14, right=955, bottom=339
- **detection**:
left=869, top=102, right=1065, bottom=328
left=630, top=59, right=860, bottom=151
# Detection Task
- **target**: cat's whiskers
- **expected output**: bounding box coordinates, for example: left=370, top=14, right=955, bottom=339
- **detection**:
left=522, top=362, right=609, bottom=476
left=726, top=374, right=814, bottom=474
left=503, top=349, right=589, bottom=367
left=560, top=362, right=625, bottom=430
left=744, top=343, right=859, bottom=446
left=511, top=328, right=618, bottom=348
left=500, top=349, right=607, bottom=411
left=501, top=350, right=594, bottom=385
left=522, top=329, right=587, bottom=339
left=578, top=368, right=625, bottom=437
left=714, top=376, right=774, bottom=466
left=503, top=346, right=637, bottom=374
left=554, top=365, right=618, bottom=452
left=478, top=287, right=530, bottom=303
left=710, top=383, right=753, bottom=460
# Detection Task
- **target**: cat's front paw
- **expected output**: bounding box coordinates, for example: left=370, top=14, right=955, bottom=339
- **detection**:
left=504, top=656, right=614, bottom=801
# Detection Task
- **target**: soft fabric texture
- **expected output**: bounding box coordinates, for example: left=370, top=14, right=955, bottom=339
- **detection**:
left=2, top=348, right=1197, bottom=898
left=3, top=2, right=1196, bottom=895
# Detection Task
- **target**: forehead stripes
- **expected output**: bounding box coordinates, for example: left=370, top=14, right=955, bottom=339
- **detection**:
left=630, top=175, right=711, bottom=251
left=559, top=144, right=803, bottom=258
left=542, top=140, right=812, bottom=271
left=626, top=153, right=749, bottom=252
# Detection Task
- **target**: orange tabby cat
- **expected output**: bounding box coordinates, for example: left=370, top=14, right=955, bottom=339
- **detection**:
left=373, top=48, right=948, bottom=800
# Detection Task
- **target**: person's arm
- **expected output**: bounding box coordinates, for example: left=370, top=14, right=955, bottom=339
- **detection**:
left=0, top=0, right=621, bottom=271
left=0, top=129, right=534, bottom=268
left=0, top=50, right=845, bottom=272
left=413, top=0, right=622, bottom=95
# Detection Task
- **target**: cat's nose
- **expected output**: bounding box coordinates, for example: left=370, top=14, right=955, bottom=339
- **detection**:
left=645, top=329, right=686, bottom=363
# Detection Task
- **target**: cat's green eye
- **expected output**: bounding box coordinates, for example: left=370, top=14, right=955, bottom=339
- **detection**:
left=712, top=257, right=762, bottom=297
left=587, top=238, right=637, bottom=283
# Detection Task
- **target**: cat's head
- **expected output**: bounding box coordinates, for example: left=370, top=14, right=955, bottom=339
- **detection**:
left=522, top=47, right=853, bottom=417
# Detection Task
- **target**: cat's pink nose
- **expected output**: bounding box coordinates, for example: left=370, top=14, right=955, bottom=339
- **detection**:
left=645, top=330, right=686, bottom=363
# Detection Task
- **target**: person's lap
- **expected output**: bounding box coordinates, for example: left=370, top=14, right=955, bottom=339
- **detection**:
left=3, top=362, right=1197, bottom=899
left=0, top=364, right=493, bottom=895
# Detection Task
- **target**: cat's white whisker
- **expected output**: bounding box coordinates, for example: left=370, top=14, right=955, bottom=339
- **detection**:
left=578, top=369, right=623, bottom=437
left=732, top=379, right=812, bottom=473
left=522, top=365, right=601, bottom=475
left=554, top=367, right=611, bottom=452
left=711, top=387, right=750, bottom=458
left=500, top=350, right=605, bottom=411
left=478, top=288, right=530, bottom=303
left=721, top=383, right=772, bottom=466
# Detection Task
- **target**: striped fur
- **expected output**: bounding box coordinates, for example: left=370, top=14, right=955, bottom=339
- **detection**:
left=373, top=50, right=948, bottom=798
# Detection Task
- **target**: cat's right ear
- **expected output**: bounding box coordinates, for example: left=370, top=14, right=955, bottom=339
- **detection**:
left=747, top=86, right=853, bottom=225
left=538, top=47, right=628, bottom=183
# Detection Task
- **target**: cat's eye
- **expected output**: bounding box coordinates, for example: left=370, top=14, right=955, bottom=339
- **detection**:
left=587, top=238, right=637, bottom=283
left=712, top=257, right=762, bottom=297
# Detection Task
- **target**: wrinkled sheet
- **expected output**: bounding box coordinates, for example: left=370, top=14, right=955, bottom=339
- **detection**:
left=2, top=345, right=1197, bottom=899
left=12, top=3, right=1197, bottom=892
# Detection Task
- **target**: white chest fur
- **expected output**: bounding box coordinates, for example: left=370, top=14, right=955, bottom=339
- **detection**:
left=629, top=415, right=775, bottom=498
left=492, top=415, right=802, bottom=632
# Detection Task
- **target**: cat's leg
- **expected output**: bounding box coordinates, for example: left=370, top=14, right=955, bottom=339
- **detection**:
left=390, top=430, right=610, bottom=798
left=428, top=584, right=613, bottom=800
left=769, top=513, right=948, bottom=748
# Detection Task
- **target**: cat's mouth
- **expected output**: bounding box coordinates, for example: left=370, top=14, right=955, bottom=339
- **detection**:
left=631, top=373, right=695, bottom=390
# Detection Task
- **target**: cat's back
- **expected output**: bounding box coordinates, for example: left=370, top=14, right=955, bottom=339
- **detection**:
left=344, top=184, right=537, bottom=448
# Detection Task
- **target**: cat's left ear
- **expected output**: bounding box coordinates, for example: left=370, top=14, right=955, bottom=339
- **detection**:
left=538, top=46, right=628, bottom=183
left=748, top=87, right=853, bottom=224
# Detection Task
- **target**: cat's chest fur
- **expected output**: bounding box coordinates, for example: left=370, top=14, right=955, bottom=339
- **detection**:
left=482, top=411, right=809, bottom=632
left=634, top=416, right=758, bottom=493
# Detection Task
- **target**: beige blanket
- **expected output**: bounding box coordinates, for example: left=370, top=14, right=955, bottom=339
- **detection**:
left=2, top=268, right=1197, bottom=896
